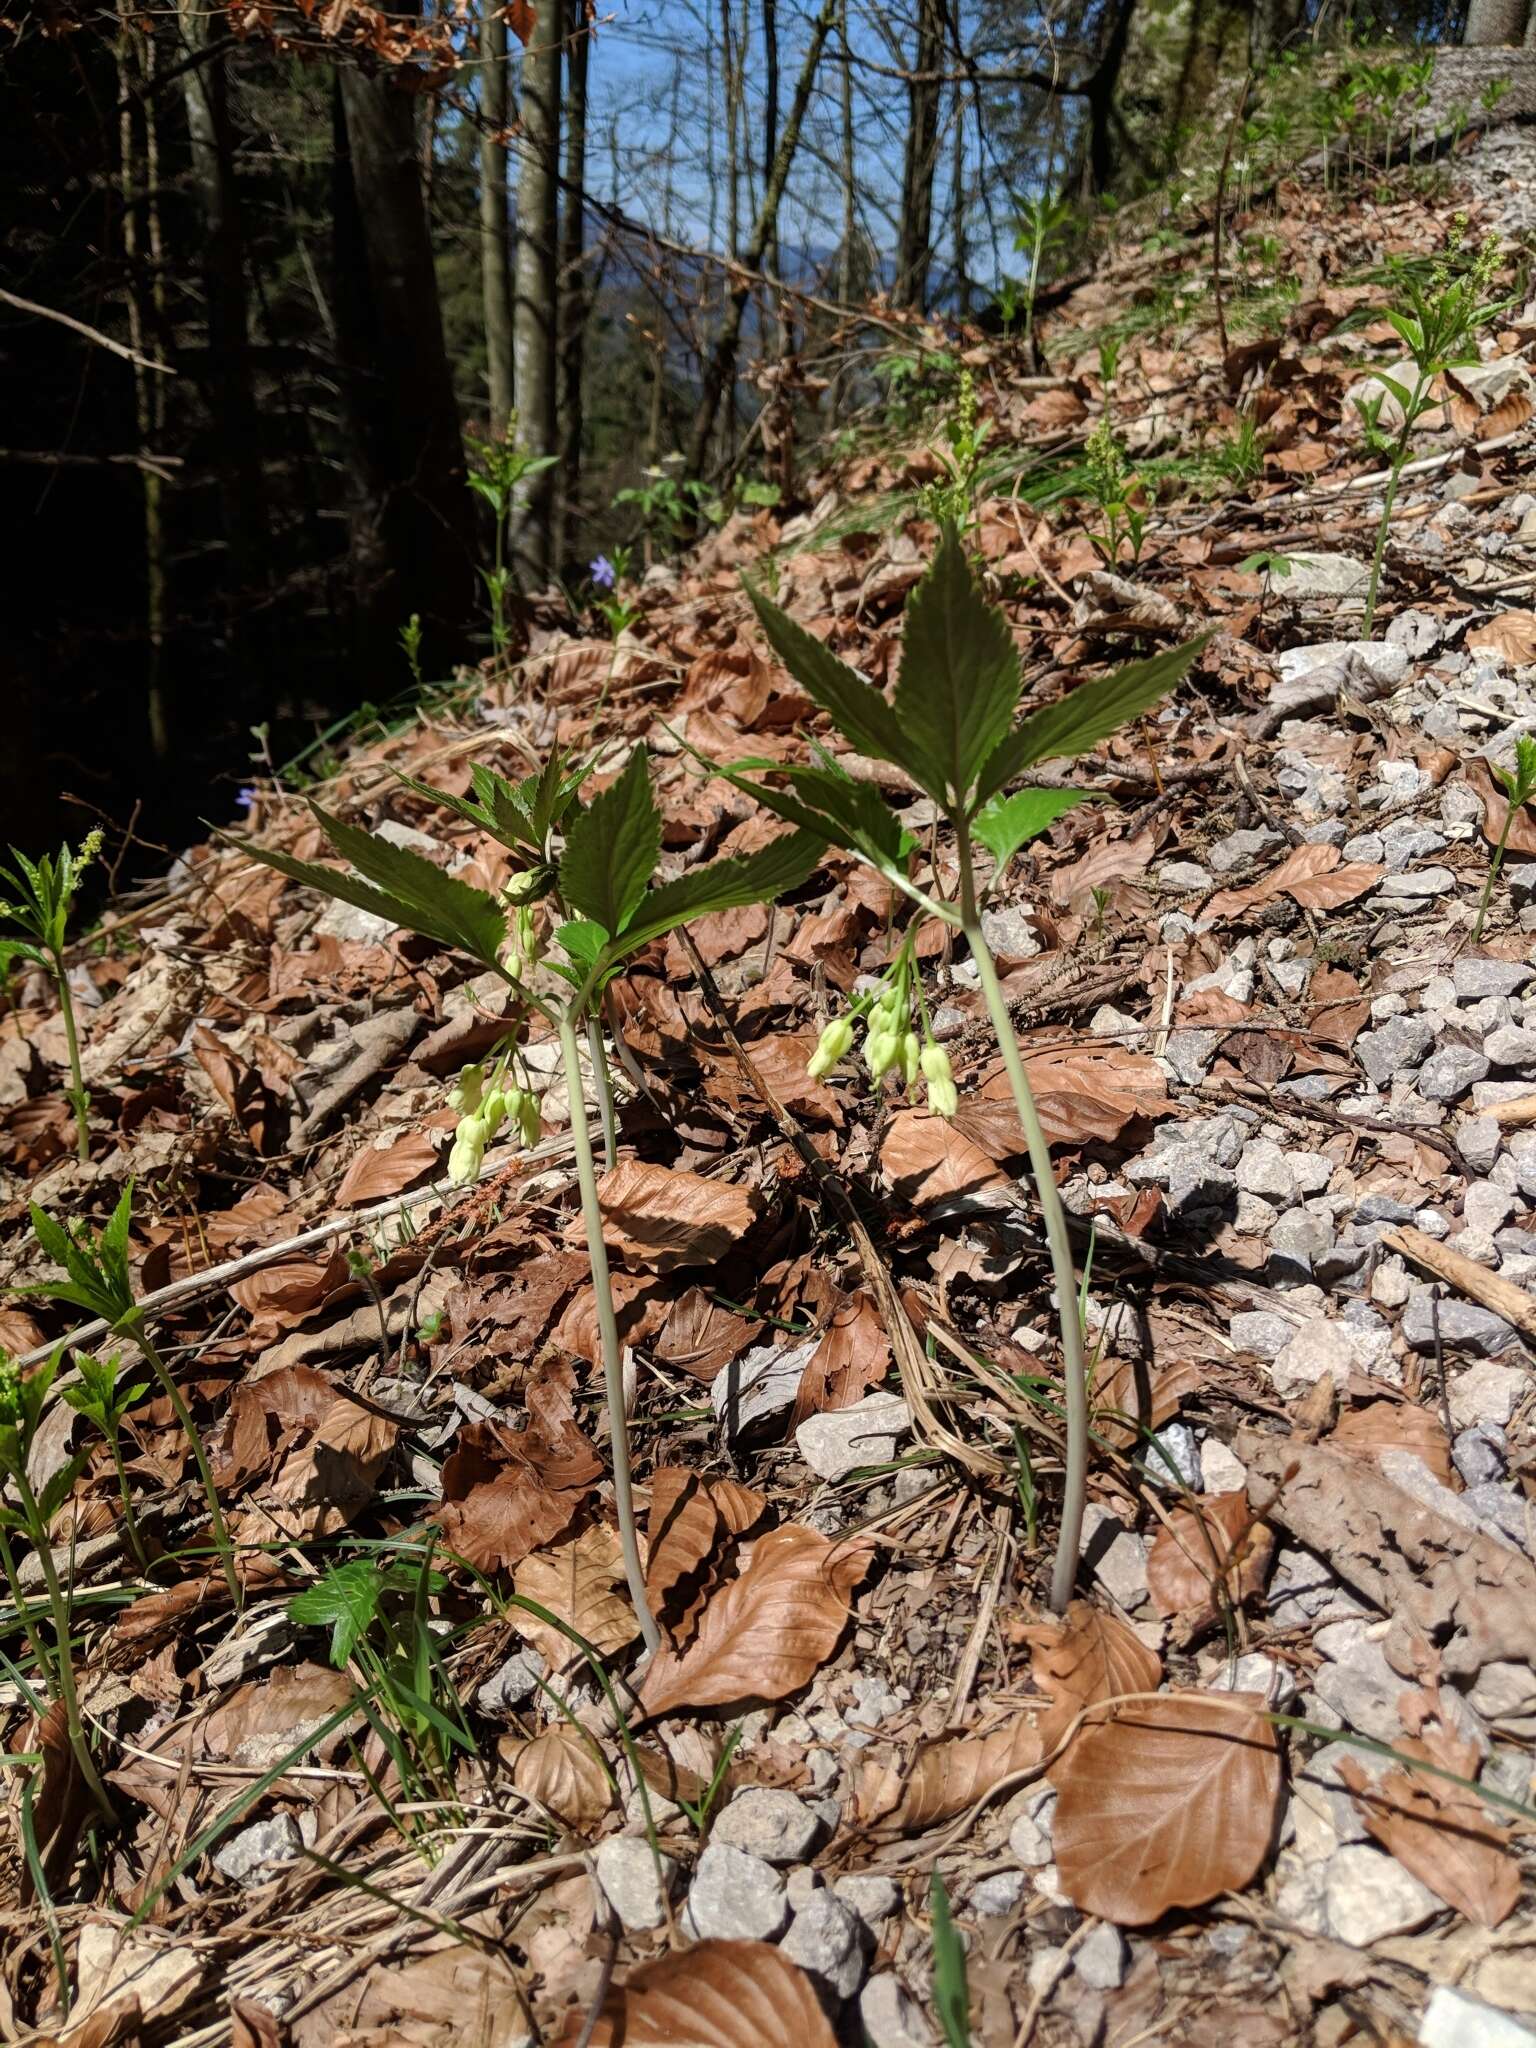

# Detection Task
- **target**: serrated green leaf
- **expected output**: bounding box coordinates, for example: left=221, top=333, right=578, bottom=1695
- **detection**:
left=973, top=787, right=1100, bottom=868
left=558, top=747, right=661, bottom=938
left=557, top=920, right=609, bottom=975
left=311, top=806, right=508, bottom=963
left=745, top=578, right=911, bottom=768
left=0, top=939, right=47, bottom=975
left=290, top=1559, right=386, bottom=1667
left=974, top=634, right=1209, bottom=802
left=392, top=767, right=534, bottom=855
left=519, top=750, right=588, bottom=844
left=892, top=521, right=1022, bottom=805
left=600, top=831, right=822, bottom=970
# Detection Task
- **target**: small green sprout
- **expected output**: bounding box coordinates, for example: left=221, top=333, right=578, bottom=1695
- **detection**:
left=0, top=829, right=103, bottom=1161
left=61, top=1351, right=152, bottom=1576
left=1473, top=735, right=1536, bottom=943
left=1082, top=413, right=1148, bottom=568
left=399, top=613, right=424, bottom=689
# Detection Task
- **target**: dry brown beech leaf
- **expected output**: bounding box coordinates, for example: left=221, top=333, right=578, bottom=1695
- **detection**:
left=499, top=1723, right=612, bottom=1831
left=1023, top=1600, right=1164, bottom=1756
left=790, top=1290, right=890, bottom=1428
left=1340, top=1723, right=1520, bottom=1928
left=333, top=1125, right=441, bottom=1207
left=654, top=1286, right=755, bottom=1383
left=1465, top=755, right=1536, bottom=858
left=1329, top=1399, right=1453, bottom=1487
left=1145, top=1491, right=1275, bottom=1626
left=881, top=1110, right=1010, bottom=1210
left=597, top=1159, right=760, bottom=1272
left=569, top=1939, right=837, bottom=2048
left=862, top=1711, right=1045, bottom=1832
left=1467, top=609, right=1536, bottom=667
left=644, top=1468, right=765, bottom=1636
left=512, top=1523, right=637, bottom=1668
left=639, top=1524, right=872, bottom=1717
left=1051, top=1691, right=1284, bottom=1925
left=1205, top=842, right=1382, bottom=921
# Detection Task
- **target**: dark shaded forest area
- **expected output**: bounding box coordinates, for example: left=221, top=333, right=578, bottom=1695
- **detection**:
left=0, top=0, right=1476, bottom=863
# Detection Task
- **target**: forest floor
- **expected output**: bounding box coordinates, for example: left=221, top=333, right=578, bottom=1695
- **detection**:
left=5, top=110, right=1536, bottom=2048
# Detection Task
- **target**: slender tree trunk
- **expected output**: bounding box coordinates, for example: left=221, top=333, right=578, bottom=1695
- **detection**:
left=1464, top=0, right=1529, bottom=43
left=763, top=0, right=781, bottom=328
left=480, top=0, right=514, bottom=432
left=117, top=16, right=169, bottom=758
left=555, top=0, right=589, bottom=567
left=1086, top=0, right=1137, bottom=195
left=510, top=11, right=560, bottom=585
left=894, top=0, right=943, bottom=310
left=721, top=0, right=741, bottom=259
left=838, top=0, right=857, bottom=307
left=951, top=70, right=968, bottom=317
left=175, top=0, right=264, bottom=599
left=685, top=0, right=838, bottom=475
left=1527, top=3, right=1536, bottom=47
left=334, top=65, right=473, bottom=664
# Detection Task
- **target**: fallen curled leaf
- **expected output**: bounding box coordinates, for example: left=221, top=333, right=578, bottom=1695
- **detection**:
left=570, top=1939, right=837, bottom=2048
left=1050, top=1691, right=1284, bottom=1925
left=1467, top=610, right=1536, bottom=667
left=1205, top=842, right=1382, bottom=921
left=654, top=1286, right=755, bottom=1383
left=1146, top=1491, right=1275, bottom=1628
left=881, top=1110, right=1010, bottom=1209
left=859, top=1711, right=1044, bottom=1832
left=1465, top=755, right=1536, bottom=858
left=228, top=1247, right=347, bottom=1326
left=333, top=1125, right=441, bottom=1206
left=644, top=1468, right=765, bottom=1640
left=960, top=1044, right=1168, bottom=1152
left=639, top=1524, right=872, bottom=1717
left=1089, top=1356, right=1203, bottom=1450
left=500, top=1723, right=612, bottom=1830
left=597, top=1159, right=760, bottom=1272
left=512, top=1523, right=638, bottom=1668
left=1329, top=1399, right=1452, bottom=1487
left=434, top=1371, right=602, bottom=1572
left=287, top=1944, right=532, bottom=2048
left=1022, top=1600, right=1164, bottom=1755
left=790, top=1289, right=890, bottom=1427
left=1340, top=1721, right=1519, bottom=1928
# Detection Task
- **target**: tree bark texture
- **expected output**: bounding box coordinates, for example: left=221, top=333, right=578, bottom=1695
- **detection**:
left=556, top=0, right=590, bottom=567
left=511, top=10, right=560, bottom=585
left=480, top=0, right=515, bottom=432
left=894, top=0, right=943, bottom=309
left=1465, top=0, right=1530, bottom=44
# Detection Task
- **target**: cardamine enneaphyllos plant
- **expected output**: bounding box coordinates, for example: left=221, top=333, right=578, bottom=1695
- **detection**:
left=1473, top=735, right=1536, bottom=944
left=0, top=830, right=103, bottom=1162
left=0, top=1347, right=114, bottom=1820
left=25, top=1184, right=240, bottom=1610
left=712, top=518, right=1206, bottom=1613
left=227, top=747, right=820, bottom=1655
left=1359, top=225, right=1503, bottom=637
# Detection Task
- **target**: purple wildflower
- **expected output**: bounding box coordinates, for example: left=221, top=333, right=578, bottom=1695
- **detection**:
left=235, top=786, right=258, bottom=814
left=589, top=554, right=616, bottom=591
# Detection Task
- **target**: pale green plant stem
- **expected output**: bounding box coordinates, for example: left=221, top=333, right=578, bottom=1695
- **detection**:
left=10, top=1465, right=114, bottom=1821
left=1473, top=799, right=1523, bottom=944
left=957, top=830, right=1086, bottom=1615
left=1361, top=370, right=1427, bottom=639
left=105, top=1432, right=151, bottom=1578
left=49, top=947, right=89, bottom=1164
left=0, top=1522, right=57, bottom=1697
left=555, top=1011, right=662, bottom=1656
left=587, top=1014, right=618, bottom=1171
left=121, top=1316, right=240, bottom=1612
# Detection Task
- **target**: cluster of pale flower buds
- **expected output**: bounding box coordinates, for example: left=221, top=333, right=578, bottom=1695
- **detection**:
left=804, top=958, right=957, bottom=1117
left=446, top=1059, right=541, bottom=1186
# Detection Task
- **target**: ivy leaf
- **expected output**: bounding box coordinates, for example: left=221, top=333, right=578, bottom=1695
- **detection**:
left=973, top=787, right=1099, bottom=869
left=600, top=831, right=821, bottom=970
left=745, top=578, right=912, bottom=769
left=558, top=747, right=661, bottom=940
left=893, top=520, right=1022, bottom=807
left=290, top=1558, right=387, bottom=1667
left=973, top=634, right=1209, bottom=806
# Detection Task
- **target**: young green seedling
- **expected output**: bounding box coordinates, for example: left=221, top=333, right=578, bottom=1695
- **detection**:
left=1473, top=735, right=1536, bottom=943
left=24, top=1184, right=240, bottom=1610
left=468, top=415, right=558, bottom=654
left=0, top=1348, right=114, bottom=1819
left=0, top=830, right=103, bottom=1162
left=709, top=518, right=1205, bottom=1612
left=1081, top=413, right=1147, bottom=570
left=1359, top=226, right=1503, bottom=637
left=227, top=749, right=820, bottom=1656
left=61, top=1351, right=152, bottom=1576
left=1012, top=193, right=1074, bottom=358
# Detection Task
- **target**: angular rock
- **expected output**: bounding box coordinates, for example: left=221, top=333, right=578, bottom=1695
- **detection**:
left=212, top=1813, right=303, bottom=1889
left=1074, top=1922, right=1128, bottom=1992
left=1356, top=1015, right=1434, bottom=1084
left=684, top=1843, right=789, bottom=1942
left=595, top=1837, right=681, bottom=1932
left=1236, top=1138, right=1297, bottom=1204
left=859, top=1975, right=938, bottom=2048
left=835, top=1873, right=900, bottom=1925
left=1324, top=1842, right=1439, bottom=1944
left=795, top=1392, right=912, bottom=1482
left=1139, top=1421, right=1200, bottom=1490
left=1402, top=1288, right=1521, bottom=1358
left=1377, top=867, right=1456, bottom=900
left=780, top=1889, right=869, bottom=1999
left=1270, top=553, right=1371, bottom=602
left=1459, top=1117, right=1503, bottom=1175
left=1230, top=1311, right=1299, bottom=1361
left=1209, top=826, right=1283, bottom=874
left=712, top=1337, right=819, bottom=1437
left=711, top=1787, right=824, bottom=1866
left=970, top=1871, right=1026, bottom=1916
left=1453, top=957, right=1533, bottom=1001
left=1485, top=1025, right=1536, bottom=1073
left=1418, top=1044, right=1491, bottom=1104
left=1420, top=1988, right=1536, bottom=2048
left=1447, top=1359, right=1526, bottom=1431
left=1081, top=1504, right=1148, bottom=1610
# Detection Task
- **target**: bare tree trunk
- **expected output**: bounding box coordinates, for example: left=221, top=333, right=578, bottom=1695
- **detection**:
left=118, top=14, right=169, bottom=758
left=510, top=11, right=560, bottom=585
left=763, top=0, right=781, bottom=328
left=480, top=0, right=514, bottom=432
left=838, top=0, right=857, bottom=307
left=1465, top=0, right=1529, bottom=43
left=894, top=0, right=943, bottom=310
left=951, top=69, right=968, bottom=317
left=334, top=65, right=473, bottom=663
left=555, top=0, right=589, bottom=567
left=685, top=0, right=838, bottom=475
left=175, top=0, right=264, bottom=598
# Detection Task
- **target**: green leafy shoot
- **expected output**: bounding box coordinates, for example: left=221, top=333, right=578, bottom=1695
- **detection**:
left=929, top=1870, right=972, bottom=2047
left=25, top=1182, right=137, bottom=1326
left=291, top=1554, right=441, bottom=1668
left=62, top=1351, right=152, bottom=1575
left=0, top=828, right=103, bottom=1160
left=1473, top=734, right=1536, bottom=943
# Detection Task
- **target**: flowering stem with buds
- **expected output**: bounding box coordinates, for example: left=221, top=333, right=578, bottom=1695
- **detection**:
left=6, top=1468, right=114, bottom=1821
